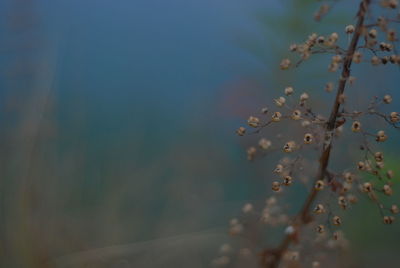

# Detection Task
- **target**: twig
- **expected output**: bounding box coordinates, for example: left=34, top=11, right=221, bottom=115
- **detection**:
left=260, top=1, right=371, bottom=267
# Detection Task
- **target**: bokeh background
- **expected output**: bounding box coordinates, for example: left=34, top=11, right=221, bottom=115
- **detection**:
left=0, top=0, right=399, bottom=267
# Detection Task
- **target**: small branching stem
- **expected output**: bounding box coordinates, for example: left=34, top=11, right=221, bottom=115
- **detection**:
left=261, top=1, right=370, bottom=267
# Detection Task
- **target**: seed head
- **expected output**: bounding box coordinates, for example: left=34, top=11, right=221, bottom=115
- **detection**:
left=266, top=196, right=277, bottom=206
left=332, top=55, right=342, bottom=63
left=301, top=120, right=311, bottom=127
left=376, top=130, right=388, bottom=142
left=351, top=121, right=361, bottom=132
left=390, top=112, right=400, bottom=123
left=325, top=82, right=334, bottom=92
left=329, top=32, right=339, bottom=43
left=376, top=161, right=385, bottom=169
left=333, top=231, right=340, bottom=240
left=289, top=44, right=298, bottom=52
left=280, top=58, right=291, bottom=70
left=283, top=175, right=293, bottom=186
left=353, top=51, right=362, bottom=63
left=369, top=28, right=378, bottom=39
left=357, top=161, right=366, bottom=170
left=390, top=204, right=399, bottom=214
left=380, top=42, right=393, bottom=51
left=383, top=216, right=395, bottom=224
left=304, top=133, right=313, bottom=144
left=347, top=194, right=358, bottom=204
left=374, top=152, right=384, bottom=162
left=272, top=111, right=282, bottom=122
left=387, top=29, right=396, bottom=41
left=300, top=92, right=309, bottom=102
left=308, top=33, right=318, bottom=41
left=343, top=172, right=354, bottom=183
left=284, top=86, right=294, bottom=96
left=286, top=251, right=300, bottom=261
left=247, top=116, right=260, bottom=128
left=247, top=147, right=257, bottom=160
left=236, top=127, right=246, bottom=136
left=385, top=0, right=398, bottom=9
left=272, top=181, right=281, bottom=192
left=390, top=0, right=398, bottom=8
left=212, top=256, right=230, bottom=266
left=377, top=16, right=387, bottom=27
left=338, top=196, right=347, bottom=209
left=312, top=262, right=321, bottom=268
left=383, top=184, right=393, bottom=196
left=389, top=55, right=397, bottom=63
left=242, top=203, right=253, bottom=213
left=316, top=224, right=325, bottom=233
left=345, top=25, right=355, bottom=34
left=387, top=170, right=394, bottom=179
left=260, top=107, right=268, bottom=114
left=383, top=94, right=393, bottom=104
left=259, top=138, right=272, bottom=150
left=363, top=182, right=373, bottom=193
left=315, top=180, right=325, bottom=191
left=314, top=4, right=330, bottom=21
left=333, top=216, right=342, bottom=226
left=230, top=223, right=243, bottom=235
left=283, top=141, right=296, bottom=153
left=274, top=164, right=284, bottom=173
left=329, top=62, right=339, bottom=72
left=314, top=204, right=325, bottom=214
left=219, top=243, right=232, bottom=254
left=274, top=96, right=286, bottom=107
left=342, top=182, right=352, bottom=193
left=371, top=56, right=381, bottom=65
left=291, top=110, right=302, bottom=120
left=230, top=218, right=238, bottom=226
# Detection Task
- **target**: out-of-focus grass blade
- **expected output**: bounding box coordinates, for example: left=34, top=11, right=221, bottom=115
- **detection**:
left=53, top=229, right=228, bottom=268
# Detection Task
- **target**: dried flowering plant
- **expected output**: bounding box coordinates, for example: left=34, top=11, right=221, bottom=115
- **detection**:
left=213, top=0, right=400, bottom=267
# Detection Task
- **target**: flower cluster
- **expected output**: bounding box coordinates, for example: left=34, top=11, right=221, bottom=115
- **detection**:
left=213, top=1, right=399, bottom=267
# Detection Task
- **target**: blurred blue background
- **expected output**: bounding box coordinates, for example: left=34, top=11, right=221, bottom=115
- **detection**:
left=0, top=0, right=399, bottom=267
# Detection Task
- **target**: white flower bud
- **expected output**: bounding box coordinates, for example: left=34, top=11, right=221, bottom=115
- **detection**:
left=274, top=96, right=286, bottom=107
left=284, top=86, right=294, bottom=96
left=345, top=25, right=355, bottom=34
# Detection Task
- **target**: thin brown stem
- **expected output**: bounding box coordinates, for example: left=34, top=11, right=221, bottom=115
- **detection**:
left=260, top=1, right=370, bottom=267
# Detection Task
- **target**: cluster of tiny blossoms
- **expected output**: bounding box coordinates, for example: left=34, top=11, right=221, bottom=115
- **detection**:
left=211, top=197, right=291, bottom=267
left=281, top=22, right=400, bottom=72
left=213, top=2, right=400, bottom=267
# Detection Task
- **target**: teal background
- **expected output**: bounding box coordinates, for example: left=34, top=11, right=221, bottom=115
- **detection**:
left=0, top=0, right=399, bottom=267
